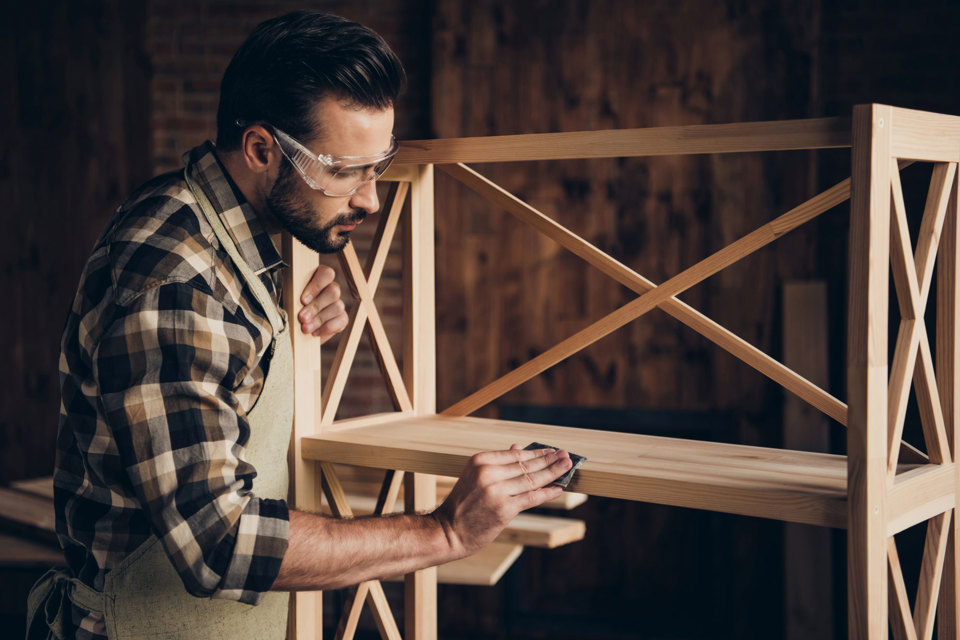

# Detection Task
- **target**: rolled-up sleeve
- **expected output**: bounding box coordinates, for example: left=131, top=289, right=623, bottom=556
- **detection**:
left=93, top=280, right=289, bottom=604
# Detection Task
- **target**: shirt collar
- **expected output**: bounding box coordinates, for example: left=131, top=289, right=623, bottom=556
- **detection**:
left=182, top=141, right=285, bottom=275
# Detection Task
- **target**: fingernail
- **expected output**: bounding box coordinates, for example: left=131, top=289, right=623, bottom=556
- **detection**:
left=302, top=309, right=314, bottom=321
left=303, top=293, right=313, bottom=304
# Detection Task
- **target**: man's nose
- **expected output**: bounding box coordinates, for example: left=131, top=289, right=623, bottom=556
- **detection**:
left=349, top=180, right=380, bottom=215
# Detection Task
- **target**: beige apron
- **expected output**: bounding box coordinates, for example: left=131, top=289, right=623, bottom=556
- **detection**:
left=27, top=166, right=294, bottom=639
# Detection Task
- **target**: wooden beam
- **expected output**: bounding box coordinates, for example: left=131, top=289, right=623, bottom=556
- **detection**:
left=915, top=511, right=952, bottom=639
left=403, top=163, right=438, bottom=639
left=888, top=106, right=960, bottom=163
left=395, top=117, right=851, bottom=164
left=282, top=232, right=324, bottom=640
left=938, top=163, right=960, bottom=639
left=847, top=102, right=892, bottom=639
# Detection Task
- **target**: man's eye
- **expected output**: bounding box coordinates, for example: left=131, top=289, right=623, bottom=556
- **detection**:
left=333, top=169, right=360, bottom=180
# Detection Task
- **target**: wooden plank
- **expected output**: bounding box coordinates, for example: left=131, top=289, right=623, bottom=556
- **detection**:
left=782, top=281, right=834, bottom=640
left=887, top=464, right=956, bottom=536
left=889, top=537, right=920, bottom=640
left=404, top=472, right=437, bottom=640
left=0, top=486, right=57, bottom=544
left=302, top=414, right=855, bottom=528
left=915, top=511, right=952, bottom=639
left=403, top=163, right=438, bottom=639
left=938, top=163, right=960, bottom=639
left=321, top=183, right=407, bottom=424
left=889, top=106, right=960, bottom=163
left=339, top=243, right=412, bottom=412
left=395, top=117, right=851, bottom=164
left=847, top=102, right=892, bottom=639
left=281, top=232, right=324, bottom=640
left=435, top=542, right=522, bottom=586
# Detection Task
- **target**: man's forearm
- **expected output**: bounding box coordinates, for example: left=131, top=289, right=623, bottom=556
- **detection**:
left=271, top=509, right=455, bottom=591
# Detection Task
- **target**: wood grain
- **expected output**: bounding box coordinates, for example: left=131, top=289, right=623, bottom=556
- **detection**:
left=847, top=102, right=892, bottom=640
left=395, top=117, right=851, bottom=165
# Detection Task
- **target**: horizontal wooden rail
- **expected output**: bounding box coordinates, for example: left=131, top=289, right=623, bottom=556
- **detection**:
left=395, top=117, right=850, bottom=165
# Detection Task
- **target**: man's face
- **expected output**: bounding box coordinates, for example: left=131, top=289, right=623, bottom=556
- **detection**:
left=266, top=96, right=395, bottom=253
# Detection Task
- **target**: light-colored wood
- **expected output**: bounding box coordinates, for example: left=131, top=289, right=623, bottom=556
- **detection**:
left=887, top=464, right=957, bottom=536
left=303, top=413, right=861, bottom=528
left=440, top=162, right=848, bottom=425
left=434, top=542, right=523, bottom=586
left=847, top=103, right=892, bottom=640
left=282, top=233, right=324, bottom=640
left=333, top=581, right=369, bottom=640
left=340, top=243, right=412, bottom=412
left=915, top=511, right=952, bottom=639
left=889, top=107, right=960, bottom=163
left=395, top=117, right=851, bottom=165
left=321, top=182, right=407, bottom=423
left=888, top=161, right=951, bottom=470
left=938, top=164, right=960, bottom=639
left=403, top=163, right=438, bottom=639
left=889, top=537, right=920, bottom=640
left=320, top=462, right=403, bottom=640
left=405, top=472, right=437, bottom=640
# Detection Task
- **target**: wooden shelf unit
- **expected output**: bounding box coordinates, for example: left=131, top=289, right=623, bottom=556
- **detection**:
left=285, top=104, right=960, bottom=639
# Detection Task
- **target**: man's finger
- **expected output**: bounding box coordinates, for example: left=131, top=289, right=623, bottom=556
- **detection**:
left=301, top=265, right=336, bottom=304
left=499, top=456, right=572, bottom=495
left=472, top=447, right=558, bottom=467
left=511, top=484, right=565, bottom=511
left=299, top=282, right=341, bottom=323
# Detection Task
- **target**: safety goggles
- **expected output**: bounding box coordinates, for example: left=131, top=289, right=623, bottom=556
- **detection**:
left=269, top=125, right=398, bottom=197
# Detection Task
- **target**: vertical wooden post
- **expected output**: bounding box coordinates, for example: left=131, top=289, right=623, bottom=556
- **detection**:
left=283, top=233, right=324, bottom=640
left=403, top=163, right=438, bottom=639
left=938, top=165, right=960, bottom=638
left=848, top=104, right=892, bottom=639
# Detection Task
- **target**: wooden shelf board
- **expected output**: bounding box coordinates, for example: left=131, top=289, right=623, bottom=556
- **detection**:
left=302, top=414, right=905, bottom=529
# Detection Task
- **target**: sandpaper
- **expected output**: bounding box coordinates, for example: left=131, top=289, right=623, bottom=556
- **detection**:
left=524, top=442, right=586, bottom=488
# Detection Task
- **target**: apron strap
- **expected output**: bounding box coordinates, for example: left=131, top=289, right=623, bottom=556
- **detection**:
left=183, top=166, right=285, bottom=335
left=25, top=569, right=107, bottom=640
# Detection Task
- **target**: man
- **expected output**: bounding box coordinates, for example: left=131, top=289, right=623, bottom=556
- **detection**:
left=30, top=11, right=571, bottom=640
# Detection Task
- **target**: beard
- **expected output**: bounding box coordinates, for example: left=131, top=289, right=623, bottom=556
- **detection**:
left=265, top=161, right=368, bottom=254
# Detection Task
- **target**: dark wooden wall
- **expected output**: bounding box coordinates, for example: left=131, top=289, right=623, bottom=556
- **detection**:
left=0, top=0, right=151, bottom=485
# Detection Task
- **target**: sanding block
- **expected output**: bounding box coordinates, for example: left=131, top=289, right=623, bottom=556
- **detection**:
left=524, top=442, right=586, bottom=488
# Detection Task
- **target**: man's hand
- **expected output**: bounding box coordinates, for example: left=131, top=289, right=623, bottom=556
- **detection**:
left=432, top=445, right=572, bottom=558
left=297, top=265, right=348, bottom=342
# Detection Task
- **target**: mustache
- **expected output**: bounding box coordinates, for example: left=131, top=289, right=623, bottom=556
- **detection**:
left=332, top=210, right=369, bottom=226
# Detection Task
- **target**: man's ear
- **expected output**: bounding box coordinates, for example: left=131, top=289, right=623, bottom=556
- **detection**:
left=240, top=125, right=280, bottom=174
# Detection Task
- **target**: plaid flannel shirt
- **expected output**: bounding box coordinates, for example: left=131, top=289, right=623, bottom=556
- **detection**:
left=55, top=142, right=291, bottom=639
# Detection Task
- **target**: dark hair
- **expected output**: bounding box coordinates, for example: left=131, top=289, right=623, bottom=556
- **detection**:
left=216, top=11, right=405, bottom=151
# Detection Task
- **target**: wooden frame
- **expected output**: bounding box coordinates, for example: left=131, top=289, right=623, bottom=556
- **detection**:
left=284, top=105, right=960, bottom=639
